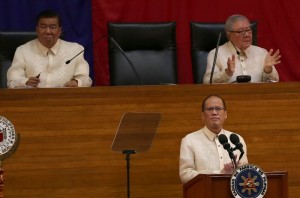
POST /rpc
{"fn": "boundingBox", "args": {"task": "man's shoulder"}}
[17,39,37,49]
[184,128,205,138]
[208,42,231,55]
[60,39,83,48]
[222,129,235,135]
[222,129,245,140]
[249,45,267,53]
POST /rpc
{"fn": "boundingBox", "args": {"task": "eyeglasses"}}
[204,106,225,112]
[229,28,252,36]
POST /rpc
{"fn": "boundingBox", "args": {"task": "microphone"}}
[225,33,251,83]
[65,34,109,65]
[109,37,143,85]
[229,133,244,161]
[210,32,222,84]
[218,134,237,167]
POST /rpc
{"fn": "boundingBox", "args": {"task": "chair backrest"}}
[0,32,37,88]
[190,21,257,84]
[108,22,177,86]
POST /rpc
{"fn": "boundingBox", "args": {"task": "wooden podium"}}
[183,171,288,198]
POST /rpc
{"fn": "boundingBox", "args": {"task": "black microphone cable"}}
[225,32,240,56]
[109,37,143,85]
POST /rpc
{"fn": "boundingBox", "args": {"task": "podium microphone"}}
[109,36,143,85]
[218,134,237,169]
[210,32,222,84]
[65,34,109,65]
[230,133,244,161]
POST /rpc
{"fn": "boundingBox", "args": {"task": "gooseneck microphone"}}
[65,34,109,65]
[66,50,83,64]
[210,32,222,84]
[218,134,237,169]
[109,37,143,85]
[230,133,244,161]
[225,33,251,83]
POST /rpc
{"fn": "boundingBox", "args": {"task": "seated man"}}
[203,14,281,84]
[7,9,92,88]
[179,94,248,184]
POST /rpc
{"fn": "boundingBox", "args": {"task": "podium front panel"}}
[183,172,288,198]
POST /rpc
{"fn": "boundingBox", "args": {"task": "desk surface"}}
[1,82,300,198]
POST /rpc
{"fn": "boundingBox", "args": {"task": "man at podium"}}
[179,95,248,184]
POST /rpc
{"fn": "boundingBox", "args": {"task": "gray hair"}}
[225,14,249,31]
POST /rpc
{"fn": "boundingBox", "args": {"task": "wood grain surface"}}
[0,82,299,197]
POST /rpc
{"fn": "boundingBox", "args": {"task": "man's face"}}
[227,19,252,51]
[36,17,61,48]
[202,96,227,134]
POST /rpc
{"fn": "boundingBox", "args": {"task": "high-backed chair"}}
[190,22,257,84]
[108,22,177,86]
[0,32,37,88]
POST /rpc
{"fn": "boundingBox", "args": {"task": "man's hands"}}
[264,49,281,74]
[65,78,78,87]
[226,54,235,76]
[221,162,236,174]
[221,155,241,174]
[26,76,78,88]
[26,74,40,88]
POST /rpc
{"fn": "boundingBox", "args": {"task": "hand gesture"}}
[264,49,281,73]
[226,54,235,76]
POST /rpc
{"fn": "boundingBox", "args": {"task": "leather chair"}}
[0,32,37,88]
[108,22,177,86]
[190,22,257,84]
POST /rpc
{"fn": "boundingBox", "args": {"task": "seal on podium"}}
[0,116,20,161]
[231,164,268,198]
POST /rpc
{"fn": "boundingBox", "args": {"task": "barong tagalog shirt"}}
[203,42,279,84]
[7,39,92,88]
[179,126,248,184]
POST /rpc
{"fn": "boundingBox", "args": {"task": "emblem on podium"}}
[231,164,268,198]
[0,116,20,161]
[0,116,21,197]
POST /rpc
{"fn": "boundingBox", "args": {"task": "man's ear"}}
[225,31,231,41]
[224,110,228,120]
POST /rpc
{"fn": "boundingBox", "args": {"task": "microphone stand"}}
[231,153,237,170]
[225,147,237,169]
[122,150,136,198]
[210,32,222,84]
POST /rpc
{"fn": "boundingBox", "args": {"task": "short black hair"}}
[201,94,226,112]
[36,9,62,27]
